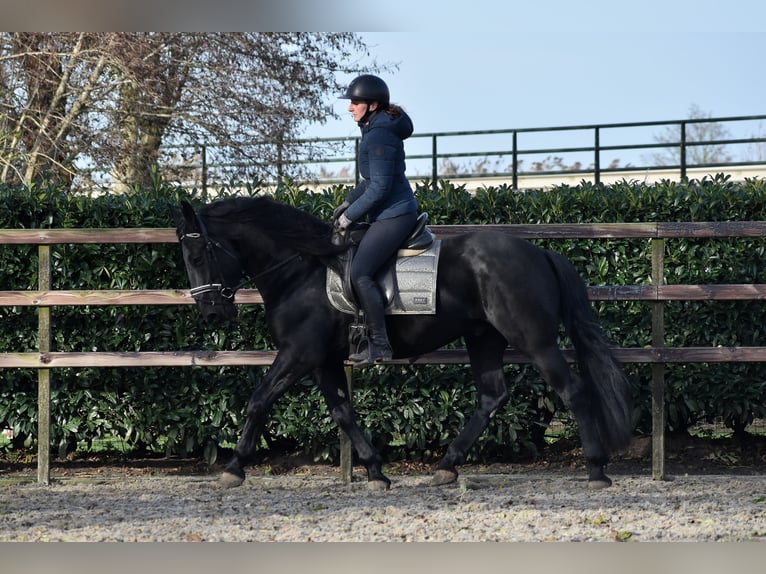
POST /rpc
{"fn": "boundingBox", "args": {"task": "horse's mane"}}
[201,196,344,257]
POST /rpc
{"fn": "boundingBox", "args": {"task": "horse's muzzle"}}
[196,298,238,324]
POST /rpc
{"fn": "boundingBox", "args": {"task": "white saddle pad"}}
[325,240,441,315]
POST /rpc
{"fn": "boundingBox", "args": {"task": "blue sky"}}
[306,6,765,136]
[299,1,766,171]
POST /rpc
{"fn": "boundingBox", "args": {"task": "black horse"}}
[171,196,633,490]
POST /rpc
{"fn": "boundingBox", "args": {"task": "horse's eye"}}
[192,256,204,266]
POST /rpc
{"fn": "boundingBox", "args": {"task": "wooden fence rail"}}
[2,222,766,484]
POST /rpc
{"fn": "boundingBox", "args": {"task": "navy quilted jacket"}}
[343,109,418,222]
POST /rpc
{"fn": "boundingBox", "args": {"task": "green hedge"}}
[1,174,765,464]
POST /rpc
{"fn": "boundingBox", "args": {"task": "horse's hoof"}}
[431,469,458,486]
[587,478,612,489]
[218,471,245,489]
[368,479,390,491]
[587,464,613,489]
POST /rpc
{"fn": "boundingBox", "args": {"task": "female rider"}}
[334,74,418,365]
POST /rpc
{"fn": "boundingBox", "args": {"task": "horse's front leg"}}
[315,364,390,490]
[219,351,308,488]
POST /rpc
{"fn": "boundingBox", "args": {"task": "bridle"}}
[179,213,240,303]
[180,212,301,304]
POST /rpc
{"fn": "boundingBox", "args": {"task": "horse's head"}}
[170,200,241,324]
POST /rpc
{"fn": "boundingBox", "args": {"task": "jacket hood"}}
[365,109,414,140]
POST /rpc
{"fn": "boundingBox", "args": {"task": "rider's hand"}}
[332,201,350,221]
[336,213,352,230]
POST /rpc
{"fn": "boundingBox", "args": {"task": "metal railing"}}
[158,114,766,193]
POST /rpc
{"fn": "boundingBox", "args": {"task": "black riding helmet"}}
[340,74,390,108]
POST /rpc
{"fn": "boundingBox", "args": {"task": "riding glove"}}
[336,213,352,230]
[333,201,350,221]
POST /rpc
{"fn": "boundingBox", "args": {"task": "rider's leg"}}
[349,212,416,364]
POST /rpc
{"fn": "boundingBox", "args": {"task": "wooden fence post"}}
[37,245,51,485]
[651,238,666,480]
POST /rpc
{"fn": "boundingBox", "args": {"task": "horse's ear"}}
[168,203,183,227]
[169,200,196,228]
[181,200,196,221]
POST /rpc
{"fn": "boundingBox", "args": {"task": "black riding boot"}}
[349,277,393,365]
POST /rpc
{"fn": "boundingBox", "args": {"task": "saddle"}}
[326,212,441,316]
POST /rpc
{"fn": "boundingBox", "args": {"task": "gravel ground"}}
[1,464,765,542]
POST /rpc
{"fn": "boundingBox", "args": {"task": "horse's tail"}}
[545,249,633,453]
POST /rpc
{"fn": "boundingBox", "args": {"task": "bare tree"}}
[0,33,117,185]
[645,104,732,167]
[0,32,372,190]
[744,121,766,162]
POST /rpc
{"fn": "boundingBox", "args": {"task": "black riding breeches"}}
[350,212,418,287]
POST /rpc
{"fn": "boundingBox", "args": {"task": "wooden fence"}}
[2,222,766,484]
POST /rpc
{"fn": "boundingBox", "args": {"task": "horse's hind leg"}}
[433,330,510,486]
[530,346,613,488]
[315,364,390,490]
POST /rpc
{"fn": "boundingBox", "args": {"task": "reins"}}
[248,252,302,282]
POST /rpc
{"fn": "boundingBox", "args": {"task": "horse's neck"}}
[246,248,319,299]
